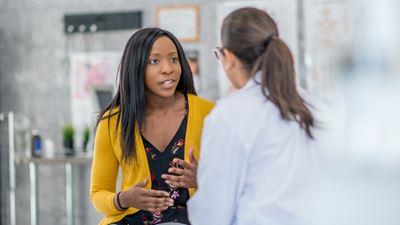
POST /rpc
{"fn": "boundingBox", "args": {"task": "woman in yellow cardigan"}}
[90,28,214,225]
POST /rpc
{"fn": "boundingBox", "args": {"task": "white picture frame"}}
[156,5,200,42]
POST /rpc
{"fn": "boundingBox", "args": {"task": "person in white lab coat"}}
[188,7,325,225]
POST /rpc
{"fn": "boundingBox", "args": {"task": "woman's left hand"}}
[162,147,198,188]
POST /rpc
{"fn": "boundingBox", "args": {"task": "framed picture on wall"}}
[156,5,199,42]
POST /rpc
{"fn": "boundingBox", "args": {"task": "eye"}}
[149,58,159,65]
[170,57,179,63]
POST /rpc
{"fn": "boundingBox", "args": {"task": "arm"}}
[188,115,247,225]
[90,118,174,215]
[89,119,121,216]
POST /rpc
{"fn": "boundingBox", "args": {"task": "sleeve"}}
[188,114,247,225]
[89,119,121,216]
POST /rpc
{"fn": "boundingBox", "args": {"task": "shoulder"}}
[188,94,215,114]
[100,107,119,119]
[210,87,265,120]
[206,86,281,139]
[98,107,120,130]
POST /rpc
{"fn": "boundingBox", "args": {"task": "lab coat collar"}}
[242,71,262,90]
[241,71,271,96]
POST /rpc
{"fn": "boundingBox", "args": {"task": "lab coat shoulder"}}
[209,87,266,126]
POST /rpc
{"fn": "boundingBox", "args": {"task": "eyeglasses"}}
[213,46,225,60]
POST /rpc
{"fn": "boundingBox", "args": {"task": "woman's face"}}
[145,36,181,99]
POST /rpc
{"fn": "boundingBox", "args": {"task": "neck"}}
[145,92,179,114]
[236,69,251,89]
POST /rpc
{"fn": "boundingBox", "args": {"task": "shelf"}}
[3,111,91,225]
[16,155,92,165]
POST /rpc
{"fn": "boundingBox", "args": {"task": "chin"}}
[157,89,177,98]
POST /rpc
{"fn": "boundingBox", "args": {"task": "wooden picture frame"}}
[156,5,200,42]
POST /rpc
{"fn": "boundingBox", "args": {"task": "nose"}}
[161,60,174,75]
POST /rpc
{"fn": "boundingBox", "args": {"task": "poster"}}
[70,52,120,148]
[303,0,353,99]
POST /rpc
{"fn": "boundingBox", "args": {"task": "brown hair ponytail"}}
[222,7,314,138]
[257,37,314,138]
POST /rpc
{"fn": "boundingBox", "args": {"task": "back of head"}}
[221,7,278,71]
[221,7,314,139]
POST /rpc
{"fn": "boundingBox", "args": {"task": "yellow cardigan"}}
[90,94,214,225]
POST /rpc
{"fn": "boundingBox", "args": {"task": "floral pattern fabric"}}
[116,94,190,225]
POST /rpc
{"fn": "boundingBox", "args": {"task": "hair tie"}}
[116,191,128,210]
[262,33,278,49]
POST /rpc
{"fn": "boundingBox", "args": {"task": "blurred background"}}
[1,0,399,225]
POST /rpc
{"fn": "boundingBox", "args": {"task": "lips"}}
[159,79,176,88]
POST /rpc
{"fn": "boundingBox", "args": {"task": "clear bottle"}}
[31,129,42,157]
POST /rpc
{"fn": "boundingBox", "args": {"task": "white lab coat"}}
[188,74,328,225]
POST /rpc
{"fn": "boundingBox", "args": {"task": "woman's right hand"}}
[118,178,174,213]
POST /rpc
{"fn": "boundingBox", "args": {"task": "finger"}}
[153,196,174,205]
[142,199,172,211]
[144,189,170,197]
[188,147,197,164]
[146,207,160,214]
[134,178,148,188]
[146,196,174,207]
[165,179,187,188]
[173,158,192,170]
[167,167,185,175]
[161,174,182,182]
[143,203,171,214]
[147,206,169,214]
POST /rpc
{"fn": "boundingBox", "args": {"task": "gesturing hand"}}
[119,178,174,213]
[161,147,198,188]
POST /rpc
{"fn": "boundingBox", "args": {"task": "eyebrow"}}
[149,51,178,56]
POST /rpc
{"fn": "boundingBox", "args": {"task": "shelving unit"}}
[1,111,92,225]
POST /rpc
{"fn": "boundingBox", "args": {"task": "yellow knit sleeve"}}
[90,117,122,216]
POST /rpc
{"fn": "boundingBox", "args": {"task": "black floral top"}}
[117,94,189,225]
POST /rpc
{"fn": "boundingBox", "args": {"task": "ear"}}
[221,48,237,70]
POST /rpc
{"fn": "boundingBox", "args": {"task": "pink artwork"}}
[70,52,120,144]
[72,58,115,99]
